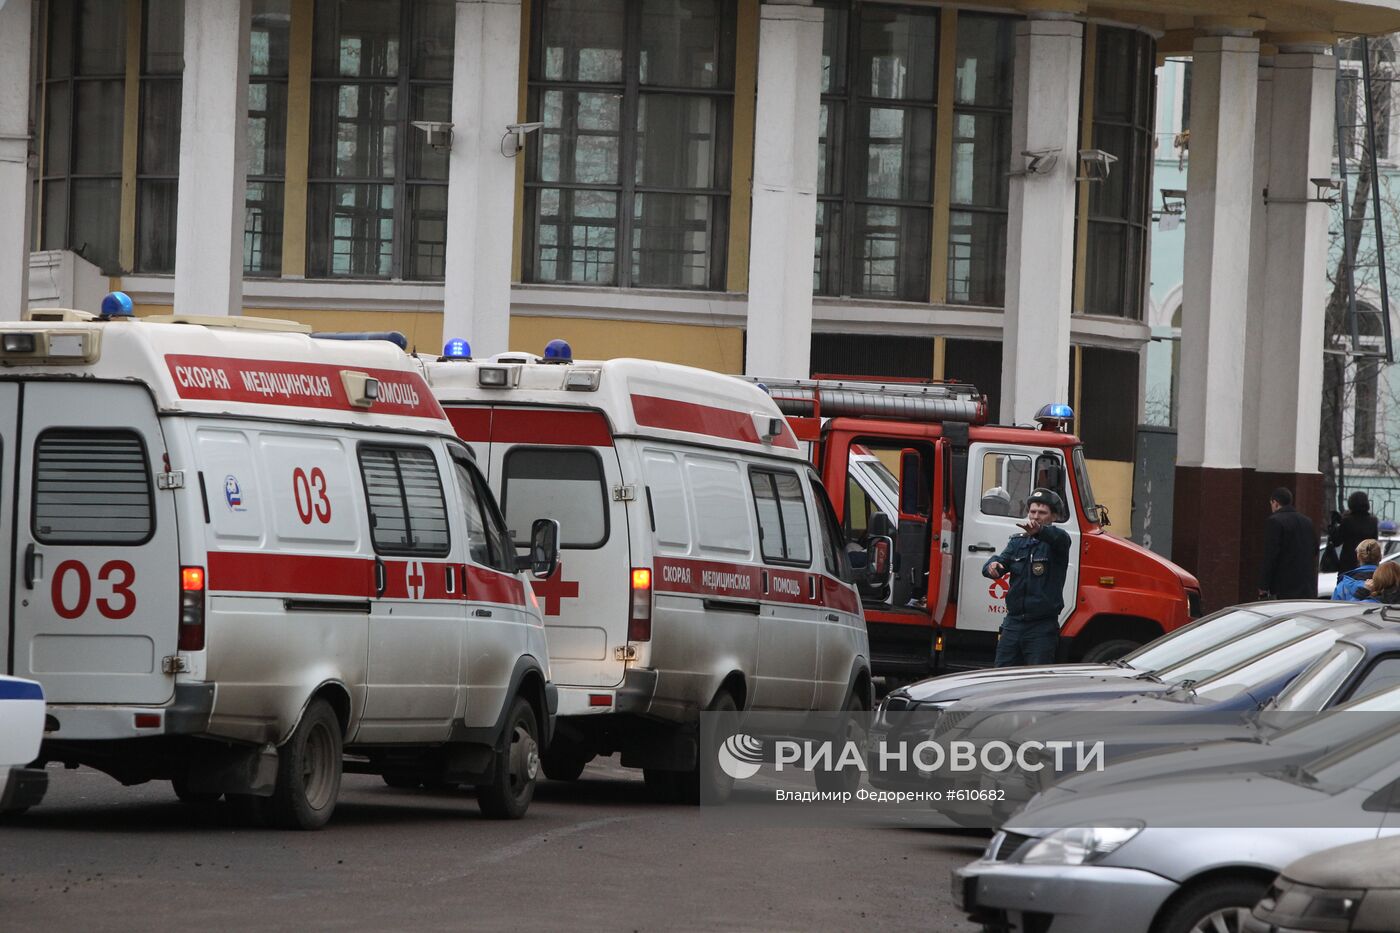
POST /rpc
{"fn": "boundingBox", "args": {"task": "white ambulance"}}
[422,341,874,801]
[1,675,46,814]
[1,305,559,828]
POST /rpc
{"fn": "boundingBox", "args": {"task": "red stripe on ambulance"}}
[630,394,799,449]
[653,556,857,613]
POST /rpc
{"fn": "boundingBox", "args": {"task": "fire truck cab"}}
[756,377,1202,677]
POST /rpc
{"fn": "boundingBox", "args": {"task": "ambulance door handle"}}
[968,543,997,554]
[374,558,386,597]
[24,543,41,589]
[473,609,493,618]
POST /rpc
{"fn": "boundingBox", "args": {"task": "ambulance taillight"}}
[179,566,205,651]
[629,568,652,642]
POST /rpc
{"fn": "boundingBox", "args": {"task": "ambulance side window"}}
[501,447,607,548]
[357,445,450,557]
[750,467,812,567]
[469,465,518,574]
[33,430,154,544]
[810,475,850,581]
[449,457,493,567]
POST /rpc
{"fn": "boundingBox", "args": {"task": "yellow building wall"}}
[1085,458,1134,532]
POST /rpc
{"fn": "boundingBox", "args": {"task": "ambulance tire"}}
[673,689,739,806]
[268,699,343,831]
[171,774,222,805]
[1079,638,1141,663]
[541,744,590,783]
[814,691,868,796]
[476,697,540,820]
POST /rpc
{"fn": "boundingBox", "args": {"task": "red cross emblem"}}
[988,574,1010,600]
[530,565,580,616]
[406,561,425,599]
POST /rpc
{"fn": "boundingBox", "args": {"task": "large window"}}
[135,0,184,274]
[246,0,291,275]
[501,447,608,548]
[1082,27,1154,319]
[523,0,736,290]
[358,445,451,556]
[815,3,936,301]
[947,13,1013,307]
[38,0,128,274]
[308,0,453,279]
[33,431,155,545]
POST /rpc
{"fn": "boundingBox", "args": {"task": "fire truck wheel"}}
[477,696,540,820]
[268,698,343,830]
[1079,638,1141,663]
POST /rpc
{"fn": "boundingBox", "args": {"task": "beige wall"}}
[1085,458,1134,531]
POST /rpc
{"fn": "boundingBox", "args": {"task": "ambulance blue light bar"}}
[1035,403,1074,432]
[311,331,409,350]
[442,337,472,360]
[100,291,134,319]
[542,338,573,363]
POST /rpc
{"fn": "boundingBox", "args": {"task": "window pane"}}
[631,193,721,289]
[1094,28,1135,123]
[140,80,183,176]
[399,448,450,554]
[635,93,727,189]
[73,81,125,175]
[814,199,842,294]
[529,187,618,284]
[409,0,455,80]
[43,83,71,176]
[75,0,126,75]
[948,210,1006,306]
[406,184,447,280]
[537,89,622,185]
[950,112,1010,209]
[954,14,1013,108]
[451,461,493,568]
[638,0,733,90]
[753,472,785,562]
[69,178,121,272]
[774,471,812,564]
[309,182,393,277]
[34,431,153,544]
[136,179,178,273]
[820,4,848,95]
[980,453,1034,518]
[143,0,185,75]
[315,0,400,78]
[503,448,608,547]
[311,82,397,177]
[359,446,450,556]
[817,100,844,197]
[536,0,626,83]
[1089,123,1131,219]
[248,80,289,176]
[251,0,292,77]
[858,7,937,102]
[47,0,74,79]
[856,104,933,202]
[408,84,451,180]
[244,180,285,274]
[851,204,930,300]
[1084,222,1126,317]
[42,181,68,251]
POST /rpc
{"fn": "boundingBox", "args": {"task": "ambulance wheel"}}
[171,774,222,805]
[674,689,739,806]
[268,699,342,830]
[477,697,540,820]
[381,775,421,790]
[541,743,591,782]
[1080,638,1140,663]
[814,691,868,796]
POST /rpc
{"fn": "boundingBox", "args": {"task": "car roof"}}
[1334,625,1400,651]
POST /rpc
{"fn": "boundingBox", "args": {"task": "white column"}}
[173,0,251,317]
[1000,18,1082,424]
[1240,56,1274,469]
[743,1,824,378]
[443,0,521,357]
[1176,35,1259,468]
[1256,50,1336,474]
[0,0,33,318]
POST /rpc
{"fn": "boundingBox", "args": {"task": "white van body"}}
[423,353,871,786]
[0,675,46,813]
[0,316,555,826]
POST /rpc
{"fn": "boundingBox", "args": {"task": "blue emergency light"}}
[543,338,573,363]
[442,337,473,360]
[1034,402,1074,431]
[100,291,134,319]
[310,331,410,350]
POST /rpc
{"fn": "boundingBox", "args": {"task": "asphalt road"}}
[1,758,985,932]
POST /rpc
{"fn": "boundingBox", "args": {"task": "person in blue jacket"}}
[1333,538,1382,600]
[982,488,1073,666]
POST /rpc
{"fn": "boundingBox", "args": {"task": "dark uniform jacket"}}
[1260,506,1319,598]
[982,525,1072,621]
[1331,511,1379,573]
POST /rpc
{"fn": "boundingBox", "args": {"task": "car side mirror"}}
[518,518,559,579]
[869,511,897,540]
[866,535,892,584]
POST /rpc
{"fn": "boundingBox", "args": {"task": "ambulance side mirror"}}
[522,518,560,579]
[866,536,892,584]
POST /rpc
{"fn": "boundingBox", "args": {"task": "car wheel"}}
[267,698,343,831]
[1080,638,1141,663]
[814,690,868,795]
[171,774,222,805]
[1157,878,1269,933]
[476,697,540,820]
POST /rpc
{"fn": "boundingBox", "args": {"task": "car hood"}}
[1278,835,1400,889]
[899,663,1127,704]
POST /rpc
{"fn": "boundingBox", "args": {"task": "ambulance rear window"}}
[32,430,154,544]
[358,445,450,557]
[501,448,607,549]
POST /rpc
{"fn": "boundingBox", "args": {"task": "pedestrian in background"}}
[1258,487,1318,599]
[983,488,1072,667]
[1365,561,1400,603]
[1330,491,1380,574]
[1333,539,1382,600]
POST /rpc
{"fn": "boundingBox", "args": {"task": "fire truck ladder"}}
[747,376,989,425]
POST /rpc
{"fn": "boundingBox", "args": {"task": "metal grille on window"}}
[524,0,735,290]
[33,432,153,544]
[359,446,450,556]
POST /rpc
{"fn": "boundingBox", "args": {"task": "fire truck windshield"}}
[1072,446,1101,524]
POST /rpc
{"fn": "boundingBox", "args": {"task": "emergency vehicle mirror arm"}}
[522,519,560,579]
[865,536,892,584]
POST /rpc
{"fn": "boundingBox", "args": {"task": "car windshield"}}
[1071,447,1099,525]
[858,455,900,501]
[1285,718,1400,791]
[1270,643,1366,713]
[1189,629,1348,702]
[1156,615,1334,685]
[1269,683,1400,744]
[1124,609,1270,671]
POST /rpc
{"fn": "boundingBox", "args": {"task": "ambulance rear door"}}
[9,382,181,704]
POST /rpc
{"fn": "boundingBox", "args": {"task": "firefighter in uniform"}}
[982,488,1072,667]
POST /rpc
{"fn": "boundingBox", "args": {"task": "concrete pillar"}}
[1000,18,1082,424]
[0,0,33,319]
[743,1,823,378]
[1171,34,1260,608]
[1241,57,1274,472]
[173,0,252,317]
[443,0,521,358]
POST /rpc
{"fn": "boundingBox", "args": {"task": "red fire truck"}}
[755,377,1202,676]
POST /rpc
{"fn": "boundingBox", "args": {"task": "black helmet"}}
[1027,487,1065,516]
